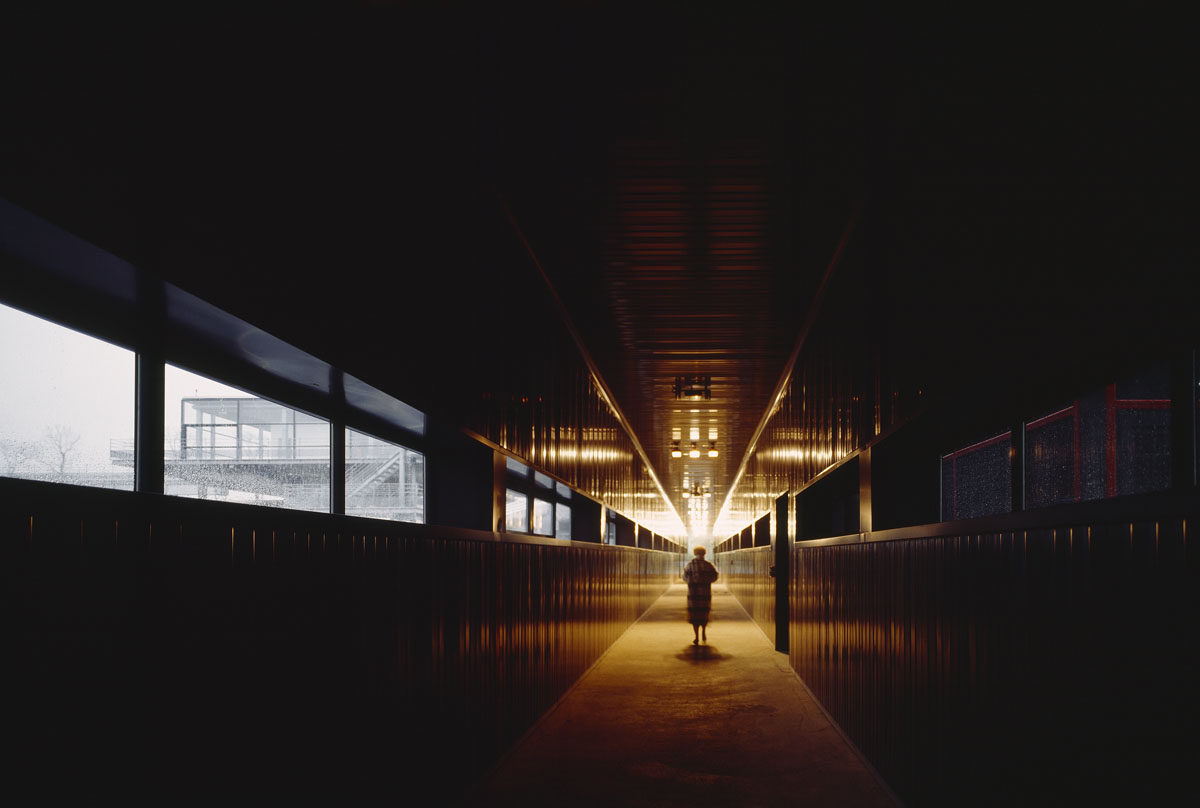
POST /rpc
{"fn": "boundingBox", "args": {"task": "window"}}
[165,364,330,512]
[0,302,134,491]
[506,489,528,532]
[1026,363,1171,507]
[504,456,574,537]
[532,497,554,535]
[943,362,1174,520]
[555,503,572,539]
[941,431,1011,520]
[345,428,425,523]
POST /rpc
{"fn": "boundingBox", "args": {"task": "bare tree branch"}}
[42,424,81,476]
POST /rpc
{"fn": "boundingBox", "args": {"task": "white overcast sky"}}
[1,302,248,469]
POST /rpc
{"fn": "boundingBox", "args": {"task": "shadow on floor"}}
[674,644,727,663]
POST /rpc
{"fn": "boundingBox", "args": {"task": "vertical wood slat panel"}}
[2,477,681,801]
[789,517,1197,807]
[713,546,774,642]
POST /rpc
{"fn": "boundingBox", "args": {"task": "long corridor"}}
[472,583,900,808]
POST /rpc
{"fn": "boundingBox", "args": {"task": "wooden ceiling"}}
[475,7,865,536]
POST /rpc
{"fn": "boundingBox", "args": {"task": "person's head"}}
[693,546,706,557]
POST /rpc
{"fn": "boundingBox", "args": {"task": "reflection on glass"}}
[506,489,528,532]
[506,457,529,476]
[556,481,571,498]
[532,497,553,535]
[0,302,134,490]
[556,504,571,539]
[346,428,425,523]
[1026,363,1171,508]
[941,431,1011,520]
[534,471,553,488]
[165,364,330,512]
[1114,364,1171,497]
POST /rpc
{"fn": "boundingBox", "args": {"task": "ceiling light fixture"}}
[673,375,711,400]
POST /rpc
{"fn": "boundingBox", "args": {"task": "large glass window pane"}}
[1026,402,1086,509]
[165,364,330,512]
[532,497,554,535]
[1113,363,1171,497]
[345,428,425,523]
[506,489,528,532]
[0,302,134,490]
[237,399,293,461]
[555,504,571,539]
[294,422,329,460]
[1026,363,1171,508]
[941,431,1011,520]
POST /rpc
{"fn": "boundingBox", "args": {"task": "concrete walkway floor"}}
[470,583,899,808]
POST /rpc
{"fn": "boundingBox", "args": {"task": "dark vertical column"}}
[773,492,789,652]
[135,353,164,494]
[135,279,165,494]
[492,449,507,533]
[858,447,872,533]
[330,422,346,515]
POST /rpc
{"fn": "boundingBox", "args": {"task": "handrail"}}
[346,448,406,498]
[793,486,1200,548]
[0,474,684,554]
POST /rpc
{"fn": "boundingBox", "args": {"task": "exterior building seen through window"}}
[165,364,331,512]
[504,454,573,538]
[505,489,529,532]
[532,497,554,535]
[346,428,424,523]
[556,501,572,539]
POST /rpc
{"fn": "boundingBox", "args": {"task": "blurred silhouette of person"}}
[682,546,719,644]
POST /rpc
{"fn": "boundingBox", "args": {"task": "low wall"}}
[2,477,679,801]
[790,494,1200,806]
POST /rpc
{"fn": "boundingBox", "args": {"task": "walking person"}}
[682,546,719,644]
